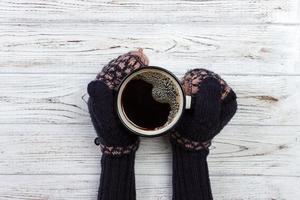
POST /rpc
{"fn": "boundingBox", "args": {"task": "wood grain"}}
[0,175,299,200]
[1,74,300,125]
[0,24,299,74]
[1,0,300,199]
[0,124,299,176]
[0,0,299,24]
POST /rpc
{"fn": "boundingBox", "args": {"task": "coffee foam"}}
[133,71,180,127]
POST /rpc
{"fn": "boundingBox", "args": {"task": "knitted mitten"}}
[88,49,149,200]
[170,69,237,200]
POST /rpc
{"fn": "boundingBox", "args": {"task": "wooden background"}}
[0,0,300,199]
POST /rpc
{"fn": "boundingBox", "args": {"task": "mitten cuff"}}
[172,141,213,200]
[170,131,211,152]
[98,150,137,200]
[95,138,140,157]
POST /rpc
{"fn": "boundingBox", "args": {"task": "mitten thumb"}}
[87,80,114,102]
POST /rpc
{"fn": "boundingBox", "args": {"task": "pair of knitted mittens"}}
[87,49,237,200]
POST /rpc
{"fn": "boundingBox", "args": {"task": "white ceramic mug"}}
[116,66,192,137]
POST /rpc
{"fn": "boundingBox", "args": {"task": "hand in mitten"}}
[87,48,149,200]
[171,69,237,200]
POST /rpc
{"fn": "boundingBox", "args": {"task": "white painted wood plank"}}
[0,0,299,199]
[0,24,299,74]
[0,124,299,176]
[0,175,299,200]
[0,0,299,24]
[1,74,300,125]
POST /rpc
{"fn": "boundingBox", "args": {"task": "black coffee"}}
[121,79,171,130]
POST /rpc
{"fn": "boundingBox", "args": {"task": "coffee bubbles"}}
[133,71,180,126]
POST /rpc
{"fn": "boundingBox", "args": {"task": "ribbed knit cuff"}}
[98,152,136,200]
[172,143,213,200]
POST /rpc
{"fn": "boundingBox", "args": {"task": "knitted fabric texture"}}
[88,78,139,148]
[173,68,237,143]
[170,132,211,151]
[98,152,136,200]
[88,49,149,200]
[171,68,238,200]
[181,68,231,100]
[94,137,140,156]
[89,49,149,148]
[172,144,212,200]
[96,48,149,90]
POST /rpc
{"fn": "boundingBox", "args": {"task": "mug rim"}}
[115,66,186,137]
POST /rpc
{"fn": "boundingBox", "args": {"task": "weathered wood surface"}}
[0,124,299,177]
[0,0,299,24]
[0,175,299,200]
[1,24,299,74]
[0,0,300,199]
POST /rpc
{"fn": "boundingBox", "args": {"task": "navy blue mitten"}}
[88,49,149,200]
[171,69,237,200]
